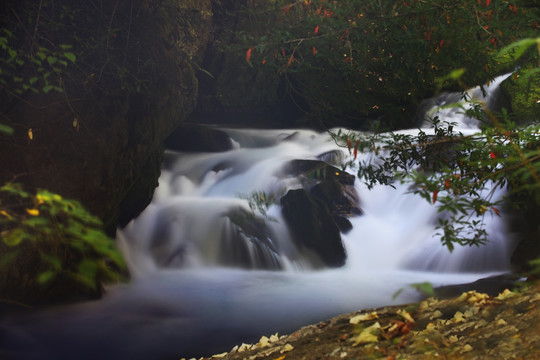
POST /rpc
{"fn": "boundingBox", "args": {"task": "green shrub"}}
[0,183,125,299]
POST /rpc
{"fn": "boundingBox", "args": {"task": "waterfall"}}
[0,79,515,360]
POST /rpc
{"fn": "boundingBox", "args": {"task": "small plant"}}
[0,26,76,96]
[240,191,278,220]
[0,183,125,291]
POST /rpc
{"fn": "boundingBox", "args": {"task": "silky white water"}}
[0,77,515,360]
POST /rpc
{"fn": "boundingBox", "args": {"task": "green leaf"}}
[63,52,76,63]
[77,259,98,289]
[42,85,55,94]
[495,37,539,62]
[0,123,14,135]
[47,56,57,65]
[38,270,56,285]
[3,228,25,246]
[411,282,434,297]
[518,68,540,82]
[59,44,73,50]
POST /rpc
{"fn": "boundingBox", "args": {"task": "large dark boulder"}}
[0,0,213,232]
[281,189,346,268]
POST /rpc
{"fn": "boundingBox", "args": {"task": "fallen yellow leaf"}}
[353,322,380,345]
[26,208,39,216]
[350,312,379,324]
[280,344,294,353]
[397,309,415,323]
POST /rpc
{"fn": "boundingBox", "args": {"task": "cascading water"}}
[0,77,516,360]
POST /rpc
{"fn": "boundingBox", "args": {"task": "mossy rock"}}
[500,71,540,123]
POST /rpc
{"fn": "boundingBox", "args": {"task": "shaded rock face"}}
[281,189,347,268]
[165,124,233,152]
[189,0,307,128]
[0,0,213,231]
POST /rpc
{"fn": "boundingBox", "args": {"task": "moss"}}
[500,71,540,123]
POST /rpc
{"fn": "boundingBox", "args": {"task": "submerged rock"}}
[222,208,282,270]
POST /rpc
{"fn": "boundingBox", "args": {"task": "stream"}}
[0,76,515,360]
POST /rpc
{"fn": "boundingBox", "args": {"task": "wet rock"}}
[280,189,346,268]
[310,181,361,217]
[316,150,346,166]
[279,159,355,186]
[333,215,353,233]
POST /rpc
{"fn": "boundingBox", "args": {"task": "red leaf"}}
[246,48,252,63]
[492,207,501,217]
[346,138,351,151]
[353,147,358,159]
[314,25,320,35]
[444,179,451,189]
[486,0,491,6]
[490,151,496,159]
[432,190,439,204]
[262,59,267,64]
[312,46,317,55]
